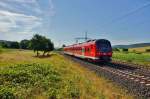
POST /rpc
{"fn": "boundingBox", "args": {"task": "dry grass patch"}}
[129,46,150,52]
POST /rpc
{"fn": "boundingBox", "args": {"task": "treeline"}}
[113,48,128,52]
[113,48,150,53]
[0,34,54,56]
[0,41,20,49]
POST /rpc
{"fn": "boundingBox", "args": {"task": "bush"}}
[0,41,19,49]
[0,46,3,53]
[20,40,30,49]
[122,48,128,52]
[0,88,15,99]
[135,52,142,54]
[0,63,62,98]
[146,49,150,52]
[113,48,120,51]
[10,42,20,49]
[0,42,8,48]
[30,34,54,56]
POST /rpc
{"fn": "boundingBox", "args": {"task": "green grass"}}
[113,51,150,68]
[0,50,133,99]
[0,46,3,53]
[0,48,17,54]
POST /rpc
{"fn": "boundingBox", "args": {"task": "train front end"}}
[95,39,112,62]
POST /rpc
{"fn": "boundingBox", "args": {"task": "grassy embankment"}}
[113,47,150,68]
[0,49,133,99]
[0,46,3,53]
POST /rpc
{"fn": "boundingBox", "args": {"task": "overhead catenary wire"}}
[105,2,150,26]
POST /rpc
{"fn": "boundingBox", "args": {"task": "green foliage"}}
[0,41,19,49]
[146,49,150,52]
[0,46,8,54]
[0,88,15,99]
[0,34,54,52]
[56,48,63,51]
[30,34,54,56]
[20,39,30,49]
[0,63,60,98]
[135,52,142,54]
[0,42,9,48]
[0,51,133,99]
[113,52,150,66]
[113,48,120,51]
[0,46,2,53]
[10,42,20,49]
[0,63,82,98]
[122,48,128,52]
[62,44,66,48]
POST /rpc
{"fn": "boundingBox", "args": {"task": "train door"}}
[82,47,85,58]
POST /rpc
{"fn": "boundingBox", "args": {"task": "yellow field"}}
[129,46,150,52]
[0,49,134,99]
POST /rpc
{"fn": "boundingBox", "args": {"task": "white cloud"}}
[0,10,42,34]
[0,0,42,15]
[0,0,55,41]
[9,0,37,3]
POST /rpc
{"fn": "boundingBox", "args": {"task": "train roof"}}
[64,39,110,48]
[87,39,110,42]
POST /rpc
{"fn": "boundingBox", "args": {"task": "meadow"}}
[129,46,150,52]
[0,49,133,99]
[0,46,3,53]
[112,51,150,68]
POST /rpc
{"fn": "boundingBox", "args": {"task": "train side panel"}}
[63,39,112,62]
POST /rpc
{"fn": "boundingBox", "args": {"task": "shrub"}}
[135,52,142,54]
[122,48,128,52]
[0,42,9,48]
[0,88,15,99]
[113,48,120,51]
[146,49,150,52]
[30,34,54,56]
[10,42,20,49]
[20,39,30,49]
[0,46,3,53]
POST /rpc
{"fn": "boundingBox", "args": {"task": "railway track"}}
[61,53,150,98]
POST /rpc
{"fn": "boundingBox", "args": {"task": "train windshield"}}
[96,40,112,52]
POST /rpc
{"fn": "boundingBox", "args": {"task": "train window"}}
[88,48,90,52]
[86,48,89,52]
[82,48,85,53]
[80,48,82,52]
[85,48,87,52]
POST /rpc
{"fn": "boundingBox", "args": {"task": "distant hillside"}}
[0,40,20,49]
[113,43,150,48]
[0,40,13,47]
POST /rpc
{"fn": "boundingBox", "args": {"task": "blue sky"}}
[0,0,150,47]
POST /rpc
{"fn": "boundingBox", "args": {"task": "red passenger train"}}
[64,39,112,62]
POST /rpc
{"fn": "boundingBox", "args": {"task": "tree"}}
[62,44,66,48]
[0,42,8,48]
[146,49,150,52]
[10,42,20,49]
[20,39,30,49]
[113,48,119,51]
[30,34,54,56]
[122,48,128,52]
[40,38,54,56]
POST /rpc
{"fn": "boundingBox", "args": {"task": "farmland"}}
[0,49,133,99]
[129,46,150,52]
[112,51,150,68]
